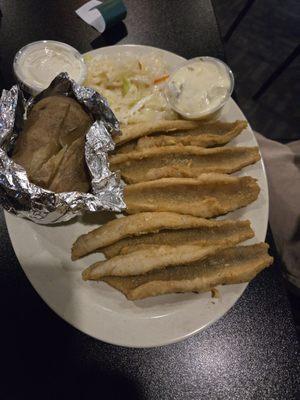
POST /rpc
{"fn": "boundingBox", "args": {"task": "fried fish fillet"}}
[101,243,273,300]
[116,120,202,145]
[73,212,213,260]
[110,146,260,183]
[82,244,227,280]
[124,174,260,217]
[71,211,254,260]
[116,120,247,153]
[102,219,254,258]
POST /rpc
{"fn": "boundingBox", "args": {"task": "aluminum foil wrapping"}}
[0,73,125,224]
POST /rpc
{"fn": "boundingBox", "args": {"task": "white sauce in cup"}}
[166,57,234,120]
[14,41,87,95]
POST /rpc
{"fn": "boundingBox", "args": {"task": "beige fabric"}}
[255,132,300,289]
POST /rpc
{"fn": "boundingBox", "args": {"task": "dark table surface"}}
[0,1,299,399]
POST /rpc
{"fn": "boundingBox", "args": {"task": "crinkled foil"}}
[0,73,125,224]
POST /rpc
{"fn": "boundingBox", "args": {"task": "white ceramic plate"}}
[5,45,269,348]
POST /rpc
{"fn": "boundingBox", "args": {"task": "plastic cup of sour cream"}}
[165,56,234,120]
[13,40,87,96]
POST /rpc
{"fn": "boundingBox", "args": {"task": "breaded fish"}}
[73,212,220,260]
[71,212,254,260]
[116,120,202,145]
[102,219,254,258]
[124,174,260,217]
[116,120,247,153]
[102,243,273,300]
[82,244,227,280]
[110,146,260,183]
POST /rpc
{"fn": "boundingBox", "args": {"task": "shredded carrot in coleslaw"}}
[154,74,169,84]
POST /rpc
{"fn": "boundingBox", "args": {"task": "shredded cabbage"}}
[84,52,178,124]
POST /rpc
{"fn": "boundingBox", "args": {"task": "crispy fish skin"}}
[124,174,260,217]
[72,212,249,260]
[116,120,247,153]
[103,219,254,258]
[102,243,273,300]
[109,146,260,183]
[116,120,202,145]
[82,244,226,280]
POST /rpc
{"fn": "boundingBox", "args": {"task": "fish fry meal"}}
[1,44,273,309]
[67,50,273,301]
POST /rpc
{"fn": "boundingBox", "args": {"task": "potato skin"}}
[13,95,92,193]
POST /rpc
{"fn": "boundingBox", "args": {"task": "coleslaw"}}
[84,52,178,124]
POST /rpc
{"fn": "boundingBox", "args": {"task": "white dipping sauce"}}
[167,58,232,118]
[14,41,86,94]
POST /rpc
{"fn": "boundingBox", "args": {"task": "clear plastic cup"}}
[165,56,234,121]
[13,40,87,96]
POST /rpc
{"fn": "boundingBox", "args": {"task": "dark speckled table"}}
[0,1,299,399]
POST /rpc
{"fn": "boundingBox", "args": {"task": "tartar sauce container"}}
[13,40,87,95]
[165,56,234,120]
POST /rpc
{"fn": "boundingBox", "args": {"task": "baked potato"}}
[13,95,92,193]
